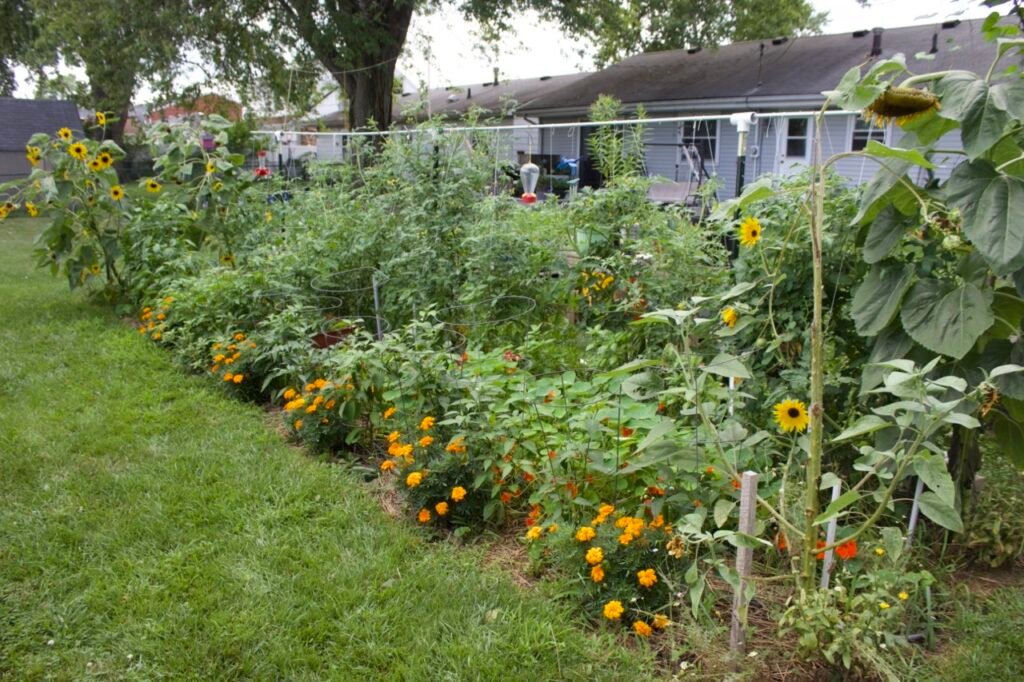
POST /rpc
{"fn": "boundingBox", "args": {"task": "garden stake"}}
[819,481,842,589]
[371,273,384,341]
[730,470,759,656]
[905,476,926,550]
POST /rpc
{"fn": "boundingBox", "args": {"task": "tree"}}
[23,0,191,143]
[0,0,34,95]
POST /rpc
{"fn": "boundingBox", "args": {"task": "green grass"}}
[0,217,654,680]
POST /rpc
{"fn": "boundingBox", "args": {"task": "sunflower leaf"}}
[851,263,915,336]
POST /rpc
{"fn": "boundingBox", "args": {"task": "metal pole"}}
[371,273,384,341]
[819,481,843,589]
[730,471,759,656]
[905,477,926,550]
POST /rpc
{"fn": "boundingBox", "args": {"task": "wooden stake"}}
[730,471,759,656]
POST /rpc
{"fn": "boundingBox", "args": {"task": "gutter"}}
[521,93,832,119]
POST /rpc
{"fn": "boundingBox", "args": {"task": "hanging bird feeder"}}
[520,161,540,204]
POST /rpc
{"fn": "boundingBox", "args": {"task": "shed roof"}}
[395,72,591,121]
[524,18,1000,114]
[0,98,83,151]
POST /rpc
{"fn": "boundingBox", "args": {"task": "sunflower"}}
[773,398,809,433]
[89,263,102,275]
[57,127,72,141]
[109,185,125,201]
[721,307,738,328]
[67,142,88,161]
[212,181,224,192]
[205,161,217,175]
[220,253,235,266]
[738,216,762,247]
[145,179,162,193]
[95,111,106,126]
[862,86,940,126]
[25,146,41,166]
[88,158,104,172]
[25,202,39,217]
[97,151,113,167]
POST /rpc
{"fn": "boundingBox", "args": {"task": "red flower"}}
[254,167,270,177]
[657,402,666,413]
[503,350,521,362]
[776,532,788,551]
[500,491,513,504]
[731,478,741,490]
[565,481,578,497]
[523,472,535,483]
[836,539,858,560]
[548,450,557,460]
[816,540,826,561]
[646,486,665,497]
[620,426,634,437]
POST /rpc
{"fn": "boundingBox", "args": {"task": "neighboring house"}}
[0,97,82,184]
[147,94,242,125]
[519,19,1001,200]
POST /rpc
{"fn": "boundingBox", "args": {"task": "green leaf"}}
[900,279,994,359]
[833,415,890,442]
[992,411,1024,468]
[863,205,909,264]
[814,489,862,526]
[713,499,736,528]
[863,140,935,169]
[861,325,915,394]
[633,420,675,455]
[851,263,914,336]
[980,339,1024,400]
[703,353,751,379]
[917,491,964,533]
[853,157,915,225]
[915,454,956,507]
[935,72,1012,159]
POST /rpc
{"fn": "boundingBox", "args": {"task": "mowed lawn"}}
[0,217,654,681]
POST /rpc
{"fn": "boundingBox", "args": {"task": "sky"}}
[11,0,998,103]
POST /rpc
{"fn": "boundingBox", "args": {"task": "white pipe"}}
[819,481,843,589]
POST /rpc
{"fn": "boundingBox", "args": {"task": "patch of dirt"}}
[366,473,404,519]
[951,564,1024,598]
[480,532,536,589]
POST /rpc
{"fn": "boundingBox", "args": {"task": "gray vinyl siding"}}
[642,121,678,180]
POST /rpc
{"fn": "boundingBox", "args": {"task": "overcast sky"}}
[11,0,998,102]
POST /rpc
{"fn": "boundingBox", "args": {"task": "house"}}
[0,97,82,184]
[518,18,1002,200]
[147,94,242,125]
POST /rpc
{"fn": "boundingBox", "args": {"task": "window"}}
[785,117,810,158]
[680,120,718,163]
[851,118,886,151]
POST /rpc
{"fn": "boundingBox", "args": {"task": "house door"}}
[775,117,812,176]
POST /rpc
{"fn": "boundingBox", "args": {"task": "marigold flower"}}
[283,388,297,400]
[152,331,162,340]
[879,601,891,610]
[773,398,810,433]
[233,374,244,384]
[325,399,336,410]
[585,547,604,565]
[406,471,423,488]
[637,569,658,588]
[435,501,449,516]
[721,307,739,328]
[816,540,826,561]
[445,436,467,454]
[305,404,318,414]
[632,620,652,637]
[547,524,558,534]
[313,378,326,389]
[294,419,303,430]
[380,460,395,472]
[285,398,306,412]
[419,416,435,431]
[874,547,886,557]
[590,564,605,582]
[652,614,670,629]
[575,526,597,542]
[418,508,431,524]
[223,373,234,382]
[836,539,858,560]
[738,216,762,247]
[898,591,909,601]
[451,486,467,502]
[383,406,396,419]
[603,600,624,620]
[418,435,434,448]
[526,526,543,541]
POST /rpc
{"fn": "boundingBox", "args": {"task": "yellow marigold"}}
[618,532,634,546]
[738,216,762,247]
[156,313,166,321]
[283,388,297,400]
[211,342,221,350]
[325,399,336,410]
[418,435,434,448]
[383,406,396,419]
[637,569,658,588]
[214,354,226,363]
[305,404,318,414]
[721,307,738,328]
[526,526,543,541]
[603,600,624,621]
[879,601,891,610]
[585,547,604,566]
[406,471,424,488]
[435,501,449,516]
[451,486,467,502]
[575,526,597,542]
[313,377,327,389]
[395,444,414,459]
[284,397,306,412]
[898,591,909,601]
[652,614,670,629]
[445,436,467,454]
[387,431,401,443]
[313,395,324,406]
[650,514,665,529]
[294,419,303,430]
[151,331,162,341]
[632,620,652,637]
[419,416,435,431]
[418,508,431,524]
[304,383,316,393]
[234,332,246,342]
[223,373,234,382]
[233,374,244,384]
[591,564,605,582]
[547,524,558,534]
[594,503,615,525]
[380,460,396,472]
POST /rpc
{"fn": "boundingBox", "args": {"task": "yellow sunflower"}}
[146,179,162,193]
[97,151,113,167]
[109,185,125,201]
[862,86,940,127]
[721,307,738,328]
[220,253,235,266]
[67,142,88,161]
[205,161,217,175]
[57,127,72,141]
[88,158,104,172]
[95,111,106,126]
[25,146,41,166]
[773,398,809,433]
[25,202,39,217]
[738,216,762,247]
[89,263,102,275]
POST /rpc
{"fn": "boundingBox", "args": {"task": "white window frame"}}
[678,119,720,169]
[848,116,889,152]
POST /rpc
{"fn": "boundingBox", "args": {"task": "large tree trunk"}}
[85,59,136,145]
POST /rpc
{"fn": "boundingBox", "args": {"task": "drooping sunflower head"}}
[773,398,810,433]
[109,185,125,201]
[95,111,106,126]
[68,142,88,161]
[57,127,72,141]
[738,216,762,247]
[862,86,940,126]
[721,307,739,328]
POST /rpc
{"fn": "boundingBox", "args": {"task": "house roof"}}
[394,72,592,121]
[0,98,82,151]
[523,18,1001,114]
